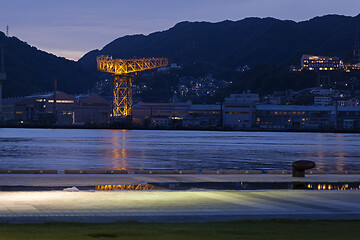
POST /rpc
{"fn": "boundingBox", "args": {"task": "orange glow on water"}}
[314,183,359,190]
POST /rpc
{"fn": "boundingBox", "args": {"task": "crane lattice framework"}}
[97,55,169,117]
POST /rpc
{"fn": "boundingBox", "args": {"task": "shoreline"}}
[2,124,360,133]
[1,173,360,187]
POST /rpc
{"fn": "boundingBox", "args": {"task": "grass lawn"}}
[0,220,359,240]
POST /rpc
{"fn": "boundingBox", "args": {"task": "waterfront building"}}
[132,101,221,129]
[73,94,111,125]
[301,55,341,71]
[256,104,360,130]
[32,92,77,125]
[2,97,40,124]
[132,102,191,128]
[1,98,18,121]
[2,93,64,124]
[2,92,111,126]
[223,93,259,129]
[182,104,221,129]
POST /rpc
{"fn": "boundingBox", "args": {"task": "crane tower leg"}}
[113,75,132,117]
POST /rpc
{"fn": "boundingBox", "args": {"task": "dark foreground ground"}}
[0,220,359,240]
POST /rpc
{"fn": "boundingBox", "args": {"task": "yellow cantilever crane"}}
[97,55,169,117]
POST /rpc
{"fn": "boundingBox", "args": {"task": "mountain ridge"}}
[79,14,360,71]
[0,31,99,98]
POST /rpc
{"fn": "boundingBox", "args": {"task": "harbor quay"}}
[1,172,360,186]
[0,173,360,223]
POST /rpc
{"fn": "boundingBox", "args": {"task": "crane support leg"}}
[113,75,132,117]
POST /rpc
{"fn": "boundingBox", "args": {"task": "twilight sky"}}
[1,0,359,60]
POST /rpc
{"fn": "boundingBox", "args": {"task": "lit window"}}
[48,100,74,103]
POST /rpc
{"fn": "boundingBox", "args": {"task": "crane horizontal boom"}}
[97,55,169,75]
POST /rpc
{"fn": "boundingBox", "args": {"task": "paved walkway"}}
[0,190,359,223]
[1,174,360,186]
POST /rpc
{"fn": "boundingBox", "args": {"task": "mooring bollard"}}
[292,160,316,177]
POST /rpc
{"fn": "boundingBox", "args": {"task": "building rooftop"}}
[189,104,221,111]
[302,54,339,60]
[257,104,360,111]
[28,91,62,99]
[2,97,26,105]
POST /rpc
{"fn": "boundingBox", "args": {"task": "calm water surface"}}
[0,128,359,171]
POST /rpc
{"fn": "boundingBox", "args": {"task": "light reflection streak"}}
[108,130,129,170]
[306,183,360,190]
[96,184,160,191]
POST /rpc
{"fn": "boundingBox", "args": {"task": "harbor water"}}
[0,128,359,171]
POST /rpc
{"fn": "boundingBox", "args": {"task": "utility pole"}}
[220,100,223,128]
[53,78,57,126]
[6,26,9,37]
[0,44,4,73]
[353,17,360,64]
[334,99,338,130]
[0,44,6,117]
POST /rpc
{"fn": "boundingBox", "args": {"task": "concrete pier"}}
[0,173,360,186]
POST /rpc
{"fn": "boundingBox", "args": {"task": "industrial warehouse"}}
[2,92,111,126]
